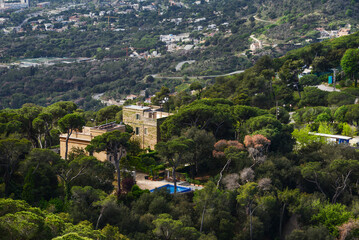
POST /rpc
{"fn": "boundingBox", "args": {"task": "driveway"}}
[317,84,341,92]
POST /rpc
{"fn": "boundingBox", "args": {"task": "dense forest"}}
[0,56,182,110]
[1,29,359,239]
[0,98,359,239]
[1,1,359,239]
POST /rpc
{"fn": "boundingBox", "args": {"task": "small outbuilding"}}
[308,132,352,144]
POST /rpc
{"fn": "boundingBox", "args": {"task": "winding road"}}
[253,16,276,24]
[152,69,245,79]
[175,60,196,71]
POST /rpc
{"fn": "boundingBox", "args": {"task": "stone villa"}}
[59,122,126,161]
[59,105,172,161]
[122,105,172,149]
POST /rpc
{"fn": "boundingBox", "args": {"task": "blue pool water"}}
[150,184,192,194]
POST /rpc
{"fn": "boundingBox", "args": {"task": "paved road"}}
[18,16,32,28]
[175,60,196,71]
[254,16,276,23]
[250,35,260,43]
[317,84,341,92]
[92,93,104,100]
[152,69,245,79]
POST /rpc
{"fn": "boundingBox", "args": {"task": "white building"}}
[250,41,263,52]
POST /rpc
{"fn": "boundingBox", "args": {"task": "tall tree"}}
[301,159,359,203]
[96,105,122,124]
[36,112,53,148]
[20,148,61,204]
[18,104,43,148]
[213,139,244,187]
[193,181,221,233]
[0,138,31,196]
[45,101,77,122]
[57,156,109,202]
[87,131,131,197]
[182,127,215,176]
[278,59,303,97]
[155,136,194,194]
[277,188,300,237]
[32,118,46,149]
[243,134,271,168]
[341,48,359,88]
[58,113,85,161]
[237,182,272,240]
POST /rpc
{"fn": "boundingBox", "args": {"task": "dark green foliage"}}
[343,88,359,96]
[294,107,331,124]
[20,150,60,205]
[0,138,32,197]
[70,156,115,194]
[287,226,334,240]
[299,87,328,107]
[87,130,131,196]
[341,48,359,87]
[70,186,107,224]
[327,92,356,106]
[269,106,290,124]
[160,99,235,140]
[246,115,281,133]
[300,74,321,87]
[95,105,122,124]
[334,104,359,125]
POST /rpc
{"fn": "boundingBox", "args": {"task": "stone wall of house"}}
[59,137,108,161]
[59,125,125,161]
[123,106,165,149]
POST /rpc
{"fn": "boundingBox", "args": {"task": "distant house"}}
[142,5,156,11]
[44,23,54,31]
[207,24,216,30]
[301,66,313,76]
[59,122,126,161]
[69,16,79,22]
[0,18,8,24]
[123,105,172,149]
[126,94,137,100]
[316,28,330,39]
[338,28,350,37]
[250,42,263,52]
[144,97,152,104]
[194,17,206,23]
[316,27,351,39]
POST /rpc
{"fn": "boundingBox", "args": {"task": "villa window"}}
[136,114,140,120]
[136,127,140,135]
[144,128,148,135]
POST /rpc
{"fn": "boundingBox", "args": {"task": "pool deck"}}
[135,172,203,192]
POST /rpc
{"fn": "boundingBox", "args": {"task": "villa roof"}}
[124,105,151,110]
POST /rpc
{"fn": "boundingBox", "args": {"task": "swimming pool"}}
[150,184,192,194]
